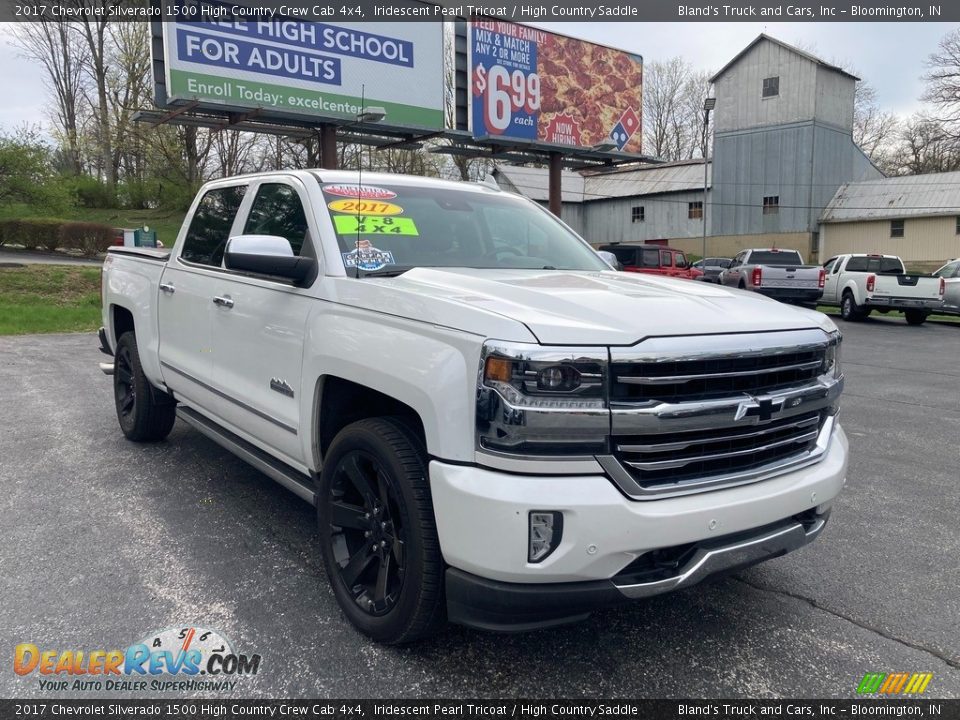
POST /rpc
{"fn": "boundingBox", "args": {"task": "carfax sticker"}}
[341,240,396,272]
[323,184,397,200]
[333,215,419,236]
[327,199,403,216]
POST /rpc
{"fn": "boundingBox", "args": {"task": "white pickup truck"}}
[820,253,945,325]
[719,248,825,306]
[98,171,847,643]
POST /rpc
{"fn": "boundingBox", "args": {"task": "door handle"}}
[159,283,175,294]
[212,295,234,309]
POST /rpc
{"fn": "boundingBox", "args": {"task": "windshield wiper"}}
[358,266,414,278]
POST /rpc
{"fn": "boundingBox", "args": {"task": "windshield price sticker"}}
[333,215,419,236]
[327,199,403,216]
[323,184,397,200]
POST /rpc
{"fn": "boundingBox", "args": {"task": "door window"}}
[243,183,310,256]
[180,186,247,267]
[660,250,672,268]
[641,248,660,268]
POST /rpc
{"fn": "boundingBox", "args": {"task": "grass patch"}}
[817,305,960,324]
[0,204,185,249]
[0,265,101,335]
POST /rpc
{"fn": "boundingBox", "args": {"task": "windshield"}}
[318,182,609,275]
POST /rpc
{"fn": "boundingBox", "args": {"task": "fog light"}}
[528,511,563,563]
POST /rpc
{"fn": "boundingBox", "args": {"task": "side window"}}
[243,183,309,256]
[823,258,836,274]
[642,247,660,268]
[181,186,247,267]
[675,252,687,268]
[660,250,672,268]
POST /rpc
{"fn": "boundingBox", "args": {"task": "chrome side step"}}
[176,406,316,505]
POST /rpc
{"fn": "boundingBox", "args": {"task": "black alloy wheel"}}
[317,417,445,644]
[112,332,176,442]
[328,450,406,616]
[115,342,137,419]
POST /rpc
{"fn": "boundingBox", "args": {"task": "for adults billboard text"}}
[161,4,445,130]
[469,20,643,153]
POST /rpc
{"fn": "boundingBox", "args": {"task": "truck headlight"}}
[823,333,842,379]
[481,347,605,410]
[476,342,609,456]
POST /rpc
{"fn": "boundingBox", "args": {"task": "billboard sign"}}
[469,21,643,153]
[160,4,445,129]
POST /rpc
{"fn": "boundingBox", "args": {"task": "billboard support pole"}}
[320,124,338,170]
[548,152,562,217]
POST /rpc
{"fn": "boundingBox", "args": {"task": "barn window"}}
[762,76,780,98]
[688,201,703,220]
[762,196,780,215]
[631,206,645,223]
[890,219,905,238]
[955,216,960,234]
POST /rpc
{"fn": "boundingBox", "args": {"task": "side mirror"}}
[596,250,621,270]
[224,235,316,285]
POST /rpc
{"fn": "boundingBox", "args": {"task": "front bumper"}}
[430,422,847,627]
[446,512,828,631]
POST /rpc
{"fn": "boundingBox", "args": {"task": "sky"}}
[0,21,955,134]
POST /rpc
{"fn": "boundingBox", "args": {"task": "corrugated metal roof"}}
[710,34,859,83]
[821,171,960,223]
[494,160,710,203]
[493,165,585,203]
[584,161,710,199]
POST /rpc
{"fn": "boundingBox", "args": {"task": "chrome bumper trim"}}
[599,415,836,500]
[613,517,826,599]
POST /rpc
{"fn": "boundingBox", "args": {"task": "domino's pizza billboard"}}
[469,21,643,153]
[160,2,444,130]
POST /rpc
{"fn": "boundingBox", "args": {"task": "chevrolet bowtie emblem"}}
[735,396,786,422]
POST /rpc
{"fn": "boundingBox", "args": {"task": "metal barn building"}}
[494,34,884,262]
[820,173,960,267]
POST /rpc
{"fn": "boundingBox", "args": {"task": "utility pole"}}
[702,96,716,261]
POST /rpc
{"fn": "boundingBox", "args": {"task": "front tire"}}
[317,418,445,644]
[114,332,176,442]
[905,310,928,325]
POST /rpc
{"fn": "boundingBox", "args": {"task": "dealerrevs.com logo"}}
[14,626,261,692]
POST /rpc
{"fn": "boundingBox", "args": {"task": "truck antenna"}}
[354,84,365,279]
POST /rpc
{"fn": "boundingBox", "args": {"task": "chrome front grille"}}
[599,328,844,500]
[611,347,826,404]
[613,411,825,486]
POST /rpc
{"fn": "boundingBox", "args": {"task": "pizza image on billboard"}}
[469,20,643,153]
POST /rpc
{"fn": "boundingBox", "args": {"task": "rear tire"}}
[904,310,928,326]
[840,292,866,322]
[114,332,176,442]
[317,417,445,644]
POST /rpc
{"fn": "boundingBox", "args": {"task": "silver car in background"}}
[934,259,960,314]
[694,257,732,283]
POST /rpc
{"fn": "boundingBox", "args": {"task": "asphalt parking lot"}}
[1,317,958,699]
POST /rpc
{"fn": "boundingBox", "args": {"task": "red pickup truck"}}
[599,244,703,280]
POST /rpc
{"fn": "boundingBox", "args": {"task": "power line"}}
[498,178,960,213]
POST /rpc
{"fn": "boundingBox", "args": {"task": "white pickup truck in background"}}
[820,253,945,325]
[719,248,825,306]
[98,170,847,643]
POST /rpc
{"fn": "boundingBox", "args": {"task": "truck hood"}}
[344,268,835,345]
